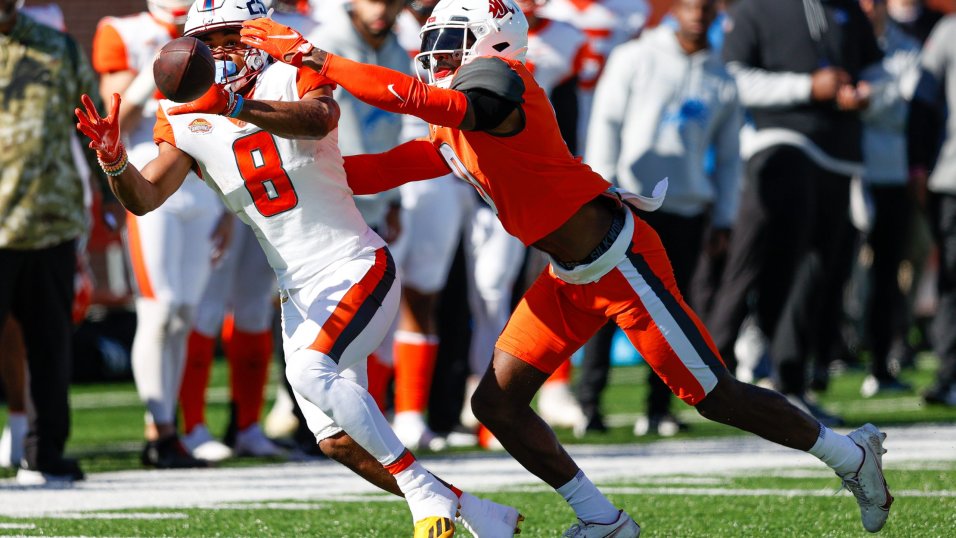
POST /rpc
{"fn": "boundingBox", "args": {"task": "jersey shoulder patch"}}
[451,57,525,103]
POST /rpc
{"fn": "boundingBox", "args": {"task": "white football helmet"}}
[416,0,529,87]
[183,0,272,92]
[147,0,193,25]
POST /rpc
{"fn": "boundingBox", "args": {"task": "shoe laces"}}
[840,473,872,507]
[562,521,585,537]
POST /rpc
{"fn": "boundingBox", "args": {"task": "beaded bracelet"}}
[98,145,129,177]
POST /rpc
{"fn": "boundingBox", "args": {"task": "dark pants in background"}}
[706,146,852,395]
[0,239,76,469]
[929,192,956,394]
[867,185,912,380]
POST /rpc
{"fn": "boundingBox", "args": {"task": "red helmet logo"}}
[488,0,515,19]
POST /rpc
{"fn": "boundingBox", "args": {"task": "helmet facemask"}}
[183,0,272,94]
[414,0,529,87]
[415,20,476,86]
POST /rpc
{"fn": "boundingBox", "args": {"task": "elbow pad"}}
[452,57,525,132]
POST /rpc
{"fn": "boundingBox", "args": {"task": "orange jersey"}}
[426,59,610,245]
[323,53,611,245]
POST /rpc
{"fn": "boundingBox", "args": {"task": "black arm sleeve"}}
[451,57,525,132]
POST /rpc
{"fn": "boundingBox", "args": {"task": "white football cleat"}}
[563,511,640,537]
[457,491,523,537]
[538,382,587,430]
[235,424,285,457]
[393,411,447,452]
[183,424,233,462]
[840,423,893,532]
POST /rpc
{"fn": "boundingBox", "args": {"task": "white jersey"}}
[527,18,588,96]
[92,12,173,162]
[156,62,384,290]
[538,0,648,89]
[538,0,648,148]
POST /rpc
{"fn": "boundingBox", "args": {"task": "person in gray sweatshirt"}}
[912,13,956,408]
[586,0,743,436]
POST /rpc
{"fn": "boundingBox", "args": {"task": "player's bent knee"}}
[284,349,337,408]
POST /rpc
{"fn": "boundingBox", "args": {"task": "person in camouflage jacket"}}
[0,0,114,484]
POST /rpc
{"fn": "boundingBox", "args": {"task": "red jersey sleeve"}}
[343,140,451,195]
[152,106,176,147]
[296,66,336,97]
[92,21,130,74]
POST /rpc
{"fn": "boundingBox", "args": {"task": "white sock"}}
[0,413,27,468]
[393,459,457,523]
[556,469,619,524]
[808,423,864,475]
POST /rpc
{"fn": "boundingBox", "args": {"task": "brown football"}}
[153,37,216,103]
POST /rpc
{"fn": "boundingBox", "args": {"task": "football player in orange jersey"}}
[241,0,894,535]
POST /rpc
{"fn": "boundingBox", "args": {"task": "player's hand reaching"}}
[168,83,243,117]
[75,93,123,163]
[239,18,314,67]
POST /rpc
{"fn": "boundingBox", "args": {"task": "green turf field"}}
[0,355,954,537]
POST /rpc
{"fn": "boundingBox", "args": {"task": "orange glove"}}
[240,18,314,67]
[75,93,123,163]
[168,83,243,117]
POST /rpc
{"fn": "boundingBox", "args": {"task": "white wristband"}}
[124,66,158,107]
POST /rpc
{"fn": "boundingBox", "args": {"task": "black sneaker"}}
[785,393,845,428]
[17,457,85,485]
[923,384,956,407]
[141,435,209,469]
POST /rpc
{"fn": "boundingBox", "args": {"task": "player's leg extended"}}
[281,248,457,529]
[473,273,631,532]
[616,212,892,532]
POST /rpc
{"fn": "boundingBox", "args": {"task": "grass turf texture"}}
[0,355,954,536]
[1,465,954,536]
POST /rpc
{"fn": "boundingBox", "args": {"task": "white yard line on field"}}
[0,424,952,518]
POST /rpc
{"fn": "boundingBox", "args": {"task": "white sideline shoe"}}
[457,491,523,537]
[235,424,284,457]
[183,424,233,462]
[264,385,299,438]
[563,511,640,537]
[840,423,893,532]
[393,412,447,451]
[538,382,587,430]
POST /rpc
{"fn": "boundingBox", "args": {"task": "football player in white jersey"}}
[77,1,521,536]
[178,0,327,462]
[92,0,230,469]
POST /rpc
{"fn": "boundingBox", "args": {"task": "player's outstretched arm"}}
[76,93,194,215]
[240,18,470,129]
[343,140,452,195]
[168,84,338,140]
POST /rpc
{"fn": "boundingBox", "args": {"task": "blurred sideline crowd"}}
[1,0,956,483]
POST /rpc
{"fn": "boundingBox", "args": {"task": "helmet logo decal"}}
[488,0,515,19]
[246,0,268,15]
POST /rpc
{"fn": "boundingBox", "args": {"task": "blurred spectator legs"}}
[0,315,28,469]
[924,193,956,406]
